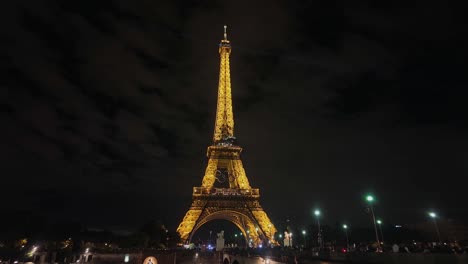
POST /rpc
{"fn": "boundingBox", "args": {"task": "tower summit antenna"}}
[224,25,227,40]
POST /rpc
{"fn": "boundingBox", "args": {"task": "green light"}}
[279,234,282,238]
[377,220,382,225]
[239,233,242,236]
[343,224,348,229]
[302,230,306,235]
[366,195,374,202]
[429,212,437,218]
[314,209,321,216]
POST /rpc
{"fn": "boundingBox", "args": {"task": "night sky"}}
[1,1,467,235]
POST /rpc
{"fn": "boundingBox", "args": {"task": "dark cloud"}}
[1,0,467,235]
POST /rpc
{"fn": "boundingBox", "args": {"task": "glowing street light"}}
[365,194,380,251]
[376,219,385,244]
[428,211,441,243]
[314,209,322,248]
[342,225,349,250]
[302,230,307,248]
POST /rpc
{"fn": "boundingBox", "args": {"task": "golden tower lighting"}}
[176,26,277,246]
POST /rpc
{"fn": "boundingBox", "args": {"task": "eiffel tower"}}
[177,26,277,246]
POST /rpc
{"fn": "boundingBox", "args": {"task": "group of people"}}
[344,241,468,254]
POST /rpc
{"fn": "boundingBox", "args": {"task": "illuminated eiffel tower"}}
[177,26,277,246]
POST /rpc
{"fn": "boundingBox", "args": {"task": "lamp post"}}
[289,232,292,247]
[314,209,322,248]
[302,230,306,248]
[428,212,441,243]
[376,220,384,245]
[343,224,349,250]
[365,195,381,251]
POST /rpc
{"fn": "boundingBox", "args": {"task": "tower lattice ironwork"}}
[177,26,277,246]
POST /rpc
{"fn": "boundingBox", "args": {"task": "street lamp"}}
[314,209,322,248]
[428,212,441,243]
[302,230,306,248]
[365,194,381,251]
[376,219,384,245]
[289,232,293,247]
[343,224,349,250]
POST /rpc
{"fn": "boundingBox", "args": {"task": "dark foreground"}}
[2,249,468,264]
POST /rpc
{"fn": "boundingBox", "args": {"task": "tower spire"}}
[224,24,228,41]
[213,25,233,143]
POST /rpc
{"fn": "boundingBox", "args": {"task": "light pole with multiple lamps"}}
[314,209,322,248]
[342,224,349,250]
[428,212,442,243]
[365,195,381,251]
